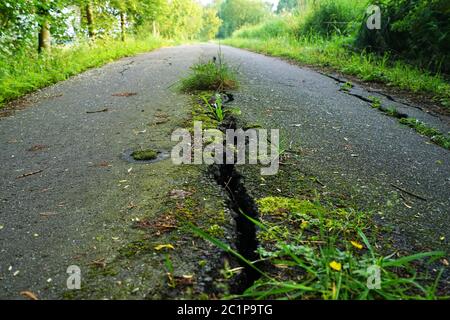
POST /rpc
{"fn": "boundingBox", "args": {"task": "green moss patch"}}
[131,149,158,161]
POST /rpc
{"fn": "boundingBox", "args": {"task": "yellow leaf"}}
[329,261,342,272]
[350,240,363,250]
[20,291,39,300]
[154,244,175,251]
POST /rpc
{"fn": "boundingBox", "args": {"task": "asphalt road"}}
[0,44,448,299]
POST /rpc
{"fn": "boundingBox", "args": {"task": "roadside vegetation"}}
[221,0,450,109]
[0,0,223,107]
[179,57,239,93]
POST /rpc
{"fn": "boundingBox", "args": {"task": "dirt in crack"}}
[210,116,261,294]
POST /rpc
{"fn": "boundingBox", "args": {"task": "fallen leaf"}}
[329,261,342,272]
[154,244,175,251]
[20,291,38,300]
[0,225,4,230]
[350,241,363,250]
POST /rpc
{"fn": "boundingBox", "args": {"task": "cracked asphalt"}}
[0,44,448,299]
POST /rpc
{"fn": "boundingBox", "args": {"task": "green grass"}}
[399,118,450,150]
[0,36,168,107]
[222,36,450,109]
[190,197,447,300]
[179,55,238,93]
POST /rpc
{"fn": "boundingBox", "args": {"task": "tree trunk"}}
[120,12,126,41]
[152,21,159,37]
[85,1,95,39]
[38,19,51,53]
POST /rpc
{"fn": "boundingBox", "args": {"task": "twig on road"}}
[86,108,108,114]
[16,169,43,179]
[391,183,427,201]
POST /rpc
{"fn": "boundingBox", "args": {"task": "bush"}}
[356,0,450,74]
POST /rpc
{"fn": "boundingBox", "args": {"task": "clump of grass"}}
[179,56,238,92]
[399,118,450,150]
[131,149,158,161]
[190,196,446,300]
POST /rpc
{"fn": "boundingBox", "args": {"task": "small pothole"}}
[122,148,169,164]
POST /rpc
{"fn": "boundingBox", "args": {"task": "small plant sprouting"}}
[400,118,450,150]
[340,81,353,92]
[201,93,225,122]
[164,254,176,288]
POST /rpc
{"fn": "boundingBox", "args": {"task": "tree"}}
[200,8,222,40]
[36,0,52,52]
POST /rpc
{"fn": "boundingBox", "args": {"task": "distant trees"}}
[0,0,222,55]
[217,0,271,38]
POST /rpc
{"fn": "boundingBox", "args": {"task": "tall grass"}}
[179,55,238,92]
[190,204,446,300]
[0,36,168,107]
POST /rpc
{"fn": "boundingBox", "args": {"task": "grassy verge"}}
[0,36,169,107]
[222,36,450,109]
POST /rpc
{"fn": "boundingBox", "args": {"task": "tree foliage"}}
[0,0,223,54]
[217,0,271,38]
[356,0,450,73]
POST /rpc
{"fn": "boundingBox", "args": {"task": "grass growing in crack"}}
[179,55,238,92]
[367,96,449,150]
[340,82,353,92]
[223,36,450,109]
[201,93,225,122]
[400,118,450,150]
[190,197,446,300]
